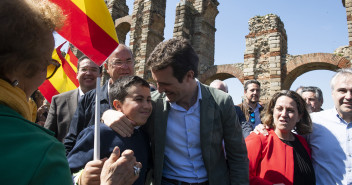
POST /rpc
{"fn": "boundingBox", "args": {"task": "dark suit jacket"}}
[145,83,249,185]
[64,83,110,154]
[45,88,79,142]
[67,124,150,185]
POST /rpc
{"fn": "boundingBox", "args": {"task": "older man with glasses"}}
[64,44,135,154]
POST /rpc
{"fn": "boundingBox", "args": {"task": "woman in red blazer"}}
[245,90,315,185]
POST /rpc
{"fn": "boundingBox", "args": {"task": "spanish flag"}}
[50,0,119,66]
[39,42,79,103]
[65,46,78,73]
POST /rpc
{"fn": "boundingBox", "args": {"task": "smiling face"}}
[77,59,100,93]
[113,84,152,126]
[332,74,352,122]
[273,96,302,134]
[152,66,194,105]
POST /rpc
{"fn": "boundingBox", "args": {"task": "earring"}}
[11,80,19,87]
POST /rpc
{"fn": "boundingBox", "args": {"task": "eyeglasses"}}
[249,111,255,124]
[79,67,99,74]
[46,59,61,79]
[109,59,133,67]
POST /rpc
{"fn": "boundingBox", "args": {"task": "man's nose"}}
[305,99,310,104]
[346,91,352,100]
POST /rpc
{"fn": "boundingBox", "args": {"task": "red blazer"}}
[245,129,311,185]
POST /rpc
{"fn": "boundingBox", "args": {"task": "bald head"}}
[105,44,134,83]
[210,79,228,93]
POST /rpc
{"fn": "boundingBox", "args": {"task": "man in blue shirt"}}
[306,68,352,185]
[102,38,249,185]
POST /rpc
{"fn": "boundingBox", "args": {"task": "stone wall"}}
[244,14,287,102]
[173,0,219,75]
[129,0,166,81]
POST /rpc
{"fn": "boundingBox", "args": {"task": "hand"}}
[252,123,269,136]
[36,104,49,122]
[100,147,141,185]
[36,121,45,127]
[102,110,134,137]
[79,158,107,185]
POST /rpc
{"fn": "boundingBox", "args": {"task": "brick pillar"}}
[344,0,352,65]
[244,14,287,102]
[345,0,352,46]
[105,0,129,21]
[129,0,166,81]
[173,0,219,75]
[105,0,129,44]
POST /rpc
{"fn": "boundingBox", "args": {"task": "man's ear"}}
[185,70,194,81]
[113,100,122,111]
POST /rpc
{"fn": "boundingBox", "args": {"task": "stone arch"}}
[199,64,244,85]
[282,53,351,89]
[115,15,131,44]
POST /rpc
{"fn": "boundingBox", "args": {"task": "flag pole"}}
[94,76,101,160]
[93,46,118,160]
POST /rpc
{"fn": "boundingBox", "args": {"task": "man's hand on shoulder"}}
[101,110,135,137]
[252,123,269,136]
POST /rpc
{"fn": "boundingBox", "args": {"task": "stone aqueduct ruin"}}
[73,0,352,102]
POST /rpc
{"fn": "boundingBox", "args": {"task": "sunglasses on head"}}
[46,59,61,79]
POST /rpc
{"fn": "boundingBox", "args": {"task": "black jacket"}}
[64,82,110,154]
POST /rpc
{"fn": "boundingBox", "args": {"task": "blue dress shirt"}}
[162,80,208,183]
[306,108,352,185]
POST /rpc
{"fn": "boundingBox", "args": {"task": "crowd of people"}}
[1,0,352,185]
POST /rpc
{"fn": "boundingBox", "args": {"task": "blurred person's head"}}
[243,80,261,106]
[301,86,324,112]
[149,83,156,92]
[295,86,305,95]
[262,90,312,135]
[109,76,152,126]
[147,38,199,105]
[76,56,101,93]
[0,0,65,98]
[104,44,134,83]
[330,68,352,122]
[210,79,228,93]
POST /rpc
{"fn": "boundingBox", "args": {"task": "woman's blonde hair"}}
[261,90,312,135]
[0,0,65,78]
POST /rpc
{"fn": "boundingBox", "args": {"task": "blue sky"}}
[144,0,347,109]
[55,0,348,109]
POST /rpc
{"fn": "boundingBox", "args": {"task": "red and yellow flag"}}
[39,42,79,103]
[50,0,119,66]
[65,47,78,73]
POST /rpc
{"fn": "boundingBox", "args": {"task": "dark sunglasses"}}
[46,59,61,79]
[249,111,255,124]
